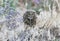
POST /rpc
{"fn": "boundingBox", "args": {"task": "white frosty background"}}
[0,0,60,41]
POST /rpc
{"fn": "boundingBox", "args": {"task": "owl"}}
[23,10,37,27]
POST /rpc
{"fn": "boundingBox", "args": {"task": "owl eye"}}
[23,10,37,27]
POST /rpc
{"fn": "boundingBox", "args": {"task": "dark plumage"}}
[23,11,37,27]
